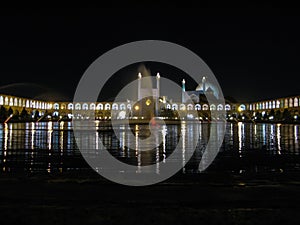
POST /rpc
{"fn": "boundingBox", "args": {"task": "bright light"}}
[134,105,139,110]
[187,114,194,119]
[146,99,151,106]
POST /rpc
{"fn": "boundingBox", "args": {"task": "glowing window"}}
[9,98,13,106]
[225,104,231,111]
[294,98,298,107]
[90,103,96,110]
[112,103,118,110]
[172,104,178,110]
[180,104,186,110]
[120,104,125,110]
[210,104,216,111]
[4,97,8,105]
[289,98,293,107]
[0,96,3,105]
[75,103,81,110]
[202,104,208,110]
[96,103,103,110]
[187,104,193,111]
[217,104,223,111]
[105,103,111,110]
[68,103,73,110]
[82,103,89,110]
[53,103,59,110]
[166,104,171,109]
[195,104,201,110]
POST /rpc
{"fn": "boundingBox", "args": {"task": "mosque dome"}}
[195,80,219,99]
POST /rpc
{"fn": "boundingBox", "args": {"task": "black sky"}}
[0,7,299,102]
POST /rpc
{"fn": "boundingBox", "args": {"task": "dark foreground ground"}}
[0,171,300,225]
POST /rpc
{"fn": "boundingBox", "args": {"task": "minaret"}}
[202,76,206,92]
[138,72,142,101]
[155,73,160,116]
[182,79,186,103]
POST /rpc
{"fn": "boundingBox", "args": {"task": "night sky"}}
[0,7,299,102]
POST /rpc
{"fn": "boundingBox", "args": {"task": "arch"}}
[31,101,36,108]
[68,103,74,110]
[187,104,193,111]
[0,96,3,105]
[127,104,131,110]
[239,104,246,111]
[119,103,126,110]
[284,99,288,107]
[225,104,231,111]
[9,97,13,106]
[4,97,8,105]
[112,103,118,110]
[14,98,18,106]
[82,103,89,110]
[105,103,111,110]
[96,103,103,110]
[26,100,29,108]
[289,98,293,107]
[276,100,280,108]
[61,103,66,110]
[41,102,45,109]
[272,101,276,109]
[202,104,209,110]
[180,104,186,110]
[52,111,59,117]
[210,104,216,111]
[217,104,223,111]
[172,104,178,110]
[90,103,96,110]
[19,98,22,107]
[269,101,272,109]
[166,104,171,109]
[53,103,59,110]
[75,103,81,110]
[195,104,201,110]
[294,97,298,107]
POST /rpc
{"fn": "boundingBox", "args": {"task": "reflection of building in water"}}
[0,72,299,122]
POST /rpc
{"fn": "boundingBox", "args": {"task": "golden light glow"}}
[134,105,139,111]
[146,99,151,106]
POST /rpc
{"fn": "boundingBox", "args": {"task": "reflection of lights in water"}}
[4,123,8,150]
[60,131,64,154]
[262,123,266,145]
[181,122,186,173]
[238,122,243,153]
[60,121,64,130]
[135,125,141,173]
[31,122,35,150]
[9,123,12,149]
[162,125,167,163]
[277,124,281,154]
[47,122,53,150]
[295,126,298,142]
[96,131,99,151]
[156,131,160,174]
